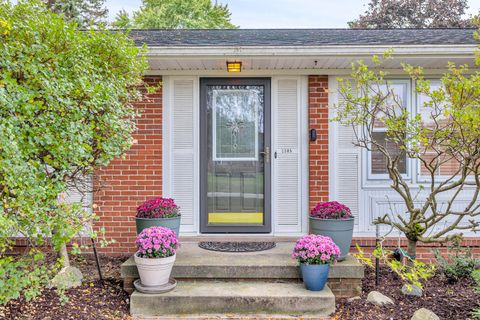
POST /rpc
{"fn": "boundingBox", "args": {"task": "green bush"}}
[472,269,480,319]
[433,246,477,283]
[0,253,61,304]
[0,0,147,304]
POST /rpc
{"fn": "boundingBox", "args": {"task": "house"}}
[81,28,480,259]
[75,28,480,317]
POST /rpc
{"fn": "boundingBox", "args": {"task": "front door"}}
[200,78,271,233]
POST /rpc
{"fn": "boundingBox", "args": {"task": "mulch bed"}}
[0,255,131,320]
[333,266,480,320]
[1,255,478,319]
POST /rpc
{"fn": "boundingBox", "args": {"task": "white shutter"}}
[65,175,92,213]
[336,153,359,225]
[164,77,197,232]
[273,78,303,233]
[334,80,360,225]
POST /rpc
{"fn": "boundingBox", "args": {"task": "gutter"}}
[145,44,478,59]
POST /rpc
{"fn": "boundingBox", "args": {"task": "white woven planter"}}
[134,253,176,287]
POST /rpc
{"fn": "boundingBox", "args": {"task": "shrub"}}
[433,245,477,283]
[310,201,352,219]
[473,269,480,319]
[472,269,480,289]
[354,244,435,290]
[0,253,60,304]
[0,0,147,304]
[473,309,480,320]
[136,197,180,219]
[136,226,179,258]
[292,235,340,265]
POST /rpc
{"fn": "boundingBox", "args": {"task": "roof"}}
[129,28,478,47]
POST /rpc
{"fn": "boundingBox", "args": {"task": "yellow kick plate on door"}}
[208,212,263,224]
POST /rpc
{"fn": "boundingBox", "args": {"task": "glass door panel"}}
[200,79,271,233]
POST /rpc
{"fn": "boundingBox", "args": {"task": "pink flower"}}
[291,234,340,265]
[136,226,180,258]
[136,197,181,219]
[309,201,352,220]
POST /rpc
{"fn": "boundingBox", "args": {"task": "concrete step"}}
[130,314,330,319]
[130,280,335,317]
[121,242,363,280]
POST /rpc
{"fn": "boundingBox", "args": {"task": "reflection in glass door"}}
[200,78,271,233]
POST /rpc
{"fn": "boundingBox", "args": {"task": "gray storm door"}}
[200,78,271,233]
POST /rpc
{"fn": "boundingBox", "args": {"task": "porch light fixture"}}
[226,61,242,72]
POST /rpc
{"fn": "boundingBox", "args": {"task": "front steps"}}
[130,280,335,316]
[122,242,364,317]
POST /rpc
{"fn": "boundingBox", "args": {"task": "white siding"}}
[65,176,93,212]
[330,77,478,236]
[65,176,93,236]
[330,78,360,227]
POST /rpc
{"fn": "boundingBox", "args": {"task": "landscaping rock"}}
[347,296,361,303]
[51,266,83,289]
[401,284,423,297]
[366,291,394,306]
[411,308,440,320]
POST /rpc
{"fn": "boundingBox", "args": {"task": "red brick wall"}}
[93,76,162,255]
[351,237,480,262]
[308,75,330,209]
[10,74,480,261]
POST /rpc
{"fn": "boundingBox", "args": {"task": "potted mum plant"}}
[136,197,181,235]
[292,234,340,291]
[135,226,179,287]
[309,201,354,260]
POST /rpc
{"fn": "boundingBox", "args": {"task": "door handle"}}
[260,147,270,163]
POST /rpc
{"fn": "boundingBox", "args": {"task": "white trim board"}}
[147,45,476,58]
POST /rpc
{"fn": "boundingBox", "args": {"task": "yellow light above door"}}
[226,61,242,72]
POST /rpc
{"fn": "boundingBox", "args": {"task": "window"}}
[363,79,464,183]
[416,80,460,179]
[368,81,409,179]
[371,132,407,174]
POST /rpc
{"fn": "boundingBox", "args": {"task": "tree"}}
[335,46,480,258]
[114,0,237,29]
[112,9,134,29]
[0,0,147,302]
[349,0,474,28]
[45,0,108,27]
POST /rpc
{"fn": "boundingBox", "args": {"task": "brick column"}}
[93,76,163,255]
[308,76,329,210]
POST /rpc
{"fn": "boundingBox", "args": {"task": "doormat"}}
[198,241,276,252]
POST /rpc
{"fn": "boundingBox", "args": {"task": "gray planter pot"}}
[135,216,181,236]
[309,217,354,261]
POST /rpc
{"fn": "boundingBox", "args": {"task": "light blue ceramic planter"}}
[300,263,330,291]
[135,216,181,236]
[309,217,354,261]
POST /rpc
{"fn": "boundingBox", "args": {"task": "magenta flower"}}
[309,201,352,220]
[136,226,180,258]
[292,234,340,265]
[136,197,180,219]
